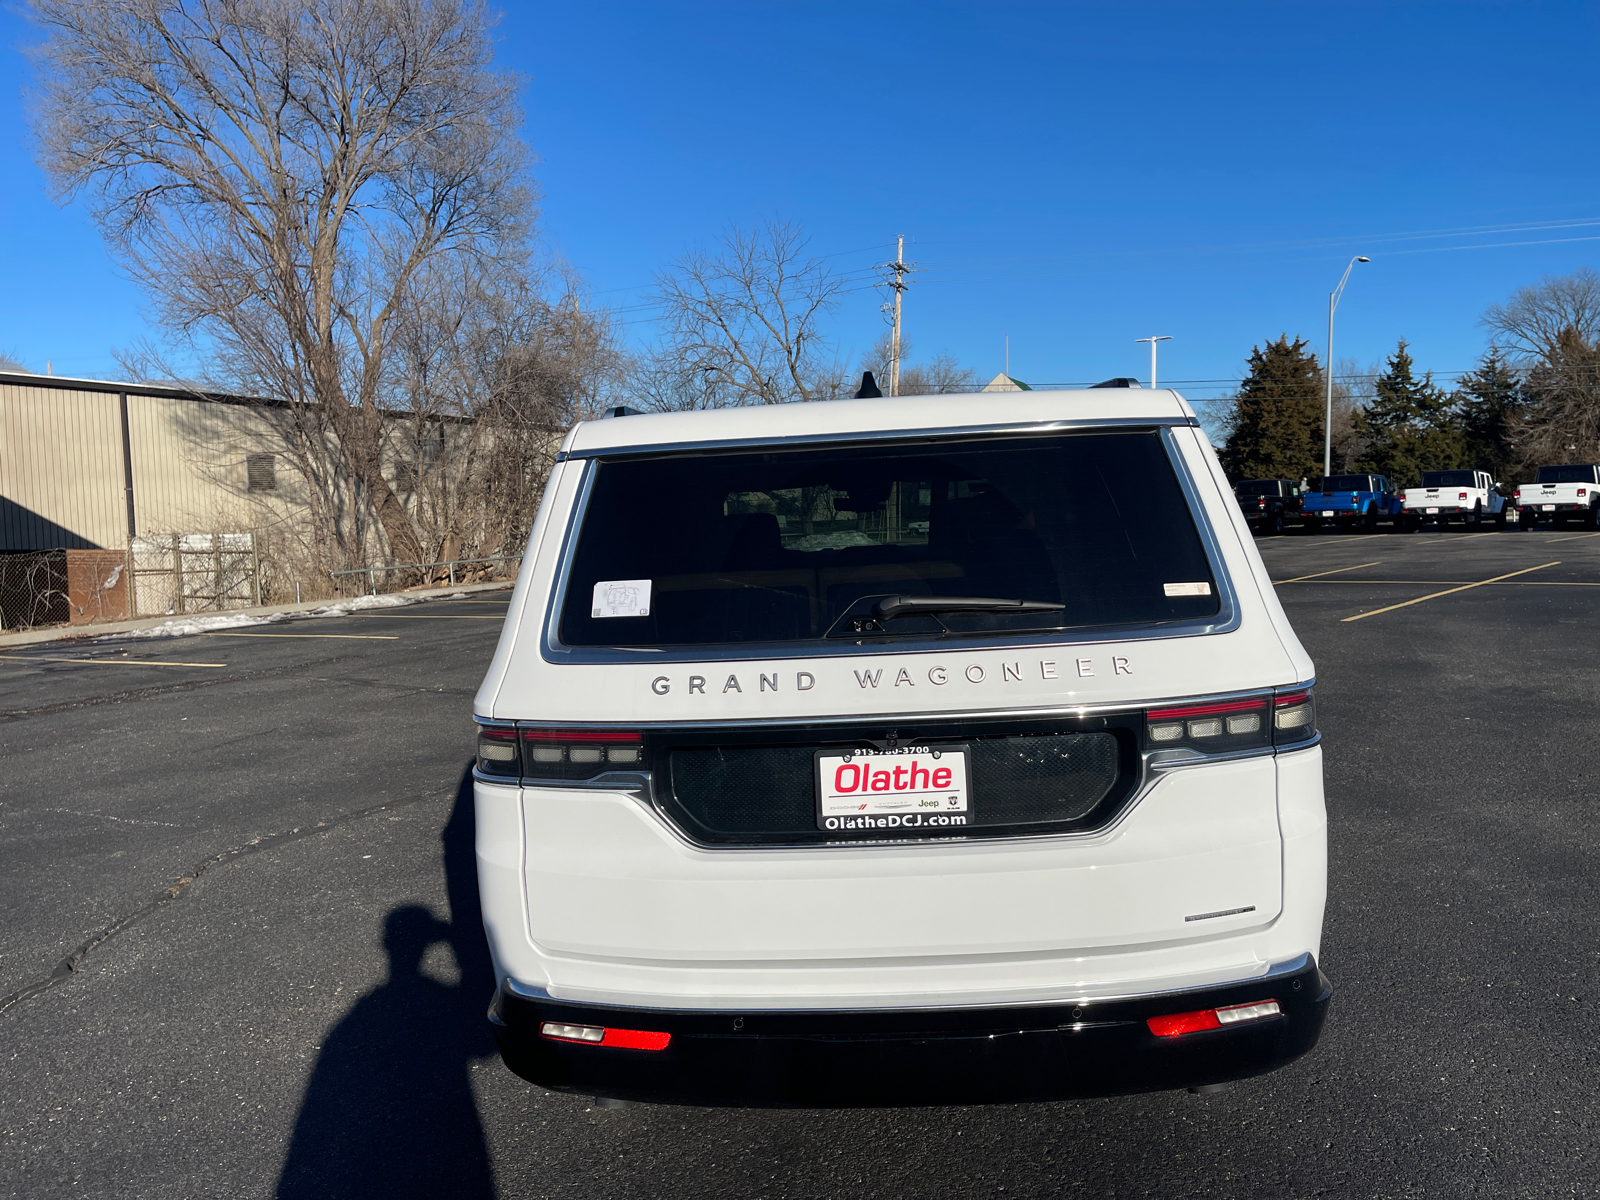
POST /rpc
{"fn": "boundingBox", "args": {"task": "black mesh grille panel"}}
[664,728,1131,845]
[968,733,1119,824]
[668,746,815,833]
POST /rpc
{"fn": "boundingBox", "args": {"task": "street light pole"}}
[1325,256,1369,478]
[1136,335,1172,389]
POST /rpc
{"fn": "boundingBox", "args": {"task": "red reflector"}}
[1148,1000,1282,1037]
[1147,1009,1221,1037]
[1147,698,1266,720]
[602,1028,672,1051]
[1274,692,1310,707]
[521,729,640,742]
[478,728,517,741]
[539,1021,671,1050]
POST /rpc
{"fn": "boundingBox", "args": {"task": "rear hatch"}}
[480,410,1303,993]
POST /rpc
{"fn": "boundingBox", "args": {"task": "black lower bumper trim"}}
[491,957,1332,1107]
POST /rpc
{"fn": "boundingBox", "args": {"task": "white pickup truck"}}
[1514,463,1600,530]
[1400,469,1508,530]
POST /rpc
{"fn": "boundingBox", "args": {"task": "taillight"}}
[1458,491,1468,500]
[1147,1000,1281,1038]
[540,1021,671,1050]
[476,725,521,777]
[521,728,644,778]
[1580,488,1589,498]
[1273,689,1316,745]
[1145,697,1269,750]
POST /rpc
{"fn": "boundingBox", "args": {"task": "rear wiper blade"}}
[873,595,1066,621]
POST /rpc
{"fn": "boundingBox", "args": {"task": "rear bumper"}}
[489,955,1332,1107]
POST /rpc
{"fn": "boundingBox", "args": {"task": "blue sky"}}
[3,1,1599,413]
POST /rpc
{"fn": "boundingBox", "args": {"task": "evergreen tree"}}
[1355,340,1464,487]
[1454,348,1523,480]
[1221,335,1323,482]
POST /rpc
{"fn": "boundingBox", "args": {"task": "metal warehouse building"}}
[1,371,313,627]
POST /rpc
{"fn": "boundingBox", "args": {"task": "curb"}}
[0,580,513,650]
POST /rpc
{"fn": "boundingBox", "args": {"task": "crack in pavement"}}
[0,653,364,723]
[0,790,437,1016]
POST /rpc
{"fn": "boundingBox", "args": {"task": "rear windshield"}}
[1234,480,1282,496]
[1421,470,1476,487]
[1318,474,1372,491]
[557,430,1221,649]
[1537,464,1599,484]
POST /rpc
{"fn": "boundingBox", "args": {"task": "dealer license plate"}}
[1543,504,1556,511]
[1320,510,1334,517]
[815,745,971,835]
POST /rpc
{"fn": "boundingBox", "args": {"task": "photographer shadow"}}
[276,768,497,1199]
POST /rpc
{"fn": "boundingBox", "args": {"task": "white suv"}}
[474,390,1330,1107]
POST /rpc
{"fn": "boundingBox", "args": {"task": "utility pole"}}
[1135,336,1172,389]
[879,236,916,396]
[1325,256,1370,478]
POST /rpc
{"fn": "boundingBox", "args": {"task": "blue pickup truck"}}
[1302,473,1405,532]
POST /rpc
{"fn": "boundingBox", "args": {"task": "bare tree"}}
[859,334,978,396]
[649,222,849,407]
[389,258,621,568]
[29,0,534,578]
[1483,267,1600,359]
[1482,270,1600,463]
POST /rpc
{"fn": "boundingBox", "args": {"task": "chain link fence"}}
[0,551,71,631]
[130,534,260,617]
[2,536,516,632]
[1,535,260,632]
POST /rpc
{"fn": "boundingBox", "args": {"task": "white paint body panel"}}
[473,390,1327,1011]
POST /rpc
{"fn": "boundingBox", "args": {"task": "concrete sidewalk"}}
[0,579,513,650]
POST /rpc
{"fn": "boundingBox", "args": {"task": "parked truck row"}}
[1233,464,1600,534]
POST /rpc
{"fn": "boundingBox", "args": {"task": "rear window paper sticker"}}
[592,579,652,618]
[1163,582,1211,597]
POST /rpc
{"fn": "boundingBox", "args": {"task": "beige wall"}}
[0,383,129,550]
[1,378,313,552]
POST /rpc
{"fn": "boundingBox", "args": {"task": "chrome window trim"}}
[555,415,1201,462]
[499,951,1314,1014]
[537,424,1239,666]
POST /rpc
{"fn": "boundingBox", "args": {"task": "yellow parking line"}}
[345,614,505,624]
[1548,532,1600,543]
[1285,579,1600,586]
[1282,534,1387,547]
[1341,562,1561,623]
[200,632,400,640]
[1275,561,1380,584]
[1426,531,1500,543]
[0,654,228,668]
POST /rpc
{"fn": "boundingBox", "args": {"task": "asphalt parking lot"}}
[2,531,1598,1199]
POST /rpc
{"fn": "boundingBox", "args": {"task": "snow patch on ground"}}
[96,611,289,641]
[96,592,419,641]
[305,594,419,617]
